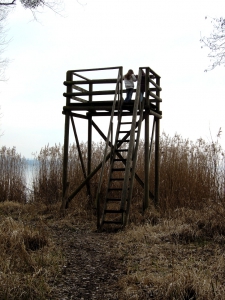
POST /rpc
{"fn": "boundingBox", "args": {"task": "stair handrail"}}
[96,68,123,228]
[124,69,145,224]
[120,68,143,211]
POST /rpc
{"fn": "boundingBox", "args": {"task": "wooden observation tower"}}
[61,66,162,229]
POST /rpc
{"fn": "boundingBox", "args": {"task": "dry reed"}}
[0,146,27,203]
[1,132,225,298]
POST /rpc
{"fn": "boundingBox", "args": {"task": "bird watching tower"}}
[61,66,162,229]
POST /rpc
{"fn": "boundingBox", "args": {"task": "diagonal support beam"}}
[71,116,90,196]
[64,111,154,208]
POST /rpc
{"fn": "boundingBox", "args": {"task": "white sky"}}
[0,0,225,158]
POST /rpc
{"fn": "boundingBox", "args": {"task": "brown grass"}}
[0,146,27,203]
[0,201,63,299]
[115,205,225,299]
[1,133,225,298]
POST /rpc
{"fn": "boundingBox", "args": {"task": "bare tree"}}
[200,17,225,71]
[0,6,9,81]
[0,0,63,11]
[0,0,64,80]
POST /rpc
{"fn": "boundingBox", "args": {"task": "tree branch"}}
[200,16,225,71]
[0,1,16,5]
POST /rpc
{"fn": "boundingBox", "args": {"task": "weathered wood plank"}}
[139,66,161,78]
[73,72,89,81]
[72,85,88,93]
[149,78,162,91]
[71,96,88,103]
[70,66,122,72]
[64,79,118,85]
[64,90,118,97]
[149,91,162,102]
[70,112,88,119]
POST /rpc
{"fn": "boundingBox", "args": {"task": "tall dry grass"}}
[0,146,27,203]
[158,132,225,213]
[0,201,63,299]
[1,132,225,299]
[2,132,224,217]
[31,141,106,207]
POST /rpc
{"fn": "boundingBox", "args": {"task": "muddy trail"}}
[49,225,126,300]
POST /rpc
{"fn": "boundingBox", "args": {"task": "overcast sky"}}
[0,0,225,158]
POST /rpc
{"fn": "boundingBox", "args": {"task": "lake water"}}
[25,159,38,190]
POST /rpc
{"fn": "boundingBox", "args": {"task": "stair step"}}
[118,139,130,142]
[117,139,137,142]
[114,158,127,162]
[112,168,125,171]
[103,220,123,225]
[115,149,128,152]
[104,209,124,213]
[106,198,121,201]
[119,130,138,133]
[120,122,132,125]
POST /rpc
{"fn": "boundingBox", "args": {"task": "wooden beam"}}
[65,112,154,206]
[70,112,88,119]
[72,85,88,93]
[66,153,111,207]
[149,79,162,91]
[71,96,88,103]
[144,112,150,211]
[64,79,118,85]
[64,90,119,97]
[149,91,162,102]
[87,83,93,195]
[62,111,70,202]
[92,120,110,142]
[73,72,89,81]
[139,67,160,79]
[70,66,122,72]
[154,77,161,208]
[71,117,88,188]
[149,110,162,119]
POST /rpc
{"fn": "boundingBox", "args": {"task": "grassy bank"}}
[0,133,225,298]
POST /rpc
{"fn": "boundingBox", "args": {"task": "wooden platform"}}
[61,66,162,229]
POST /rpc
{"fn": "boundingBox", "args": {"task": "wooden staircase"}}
[97,69,144,229]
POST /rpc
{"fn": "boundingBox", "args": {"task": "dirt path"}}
[49,225,126,300]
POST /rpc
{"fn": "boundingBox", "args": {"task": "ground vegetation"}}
[0,133,225,299]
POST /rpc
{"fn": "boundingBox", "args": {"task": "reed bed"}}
[0,146,27,203]
[1,133,225,298]
[157,132,225,213]
[1,133,225,216]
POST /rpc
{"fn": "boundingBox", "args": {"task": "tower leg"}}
[144,67,150,211]
[62,111,70,209]
[155,76,161,208]
[87,83,93,199]
[144,110,149,211]
[155,117,160,208]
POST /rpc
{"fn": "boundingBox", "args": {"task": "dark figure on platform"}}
[123,69,137,102]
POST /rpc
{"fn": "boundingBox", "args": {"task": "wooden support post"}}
[62,71,72,205]
[154,76,161,208]
[110,121,113,161]
[60,181,70,211]
[63,111,70,197]
[144,67,150,211]
[119,66,123,104]
[87,83,93,197]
